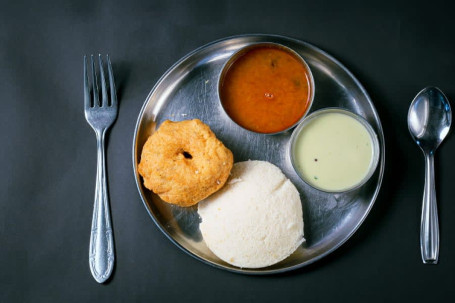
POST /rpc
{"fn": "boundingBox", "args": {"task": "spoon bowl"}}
[407,86,452,264]
[408,88,451,152]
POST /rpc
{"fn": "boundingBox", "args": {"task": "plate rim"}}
[132,33,386,274]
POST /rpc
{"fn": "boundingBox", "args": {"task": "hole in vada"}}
[182,151,193,159]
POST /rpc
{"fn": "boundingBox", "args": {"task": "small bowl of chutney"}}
[289,108,380,193]
[218,42,315,134]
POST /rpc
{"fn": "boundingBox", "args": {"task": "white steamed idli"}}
[198,160,304,268]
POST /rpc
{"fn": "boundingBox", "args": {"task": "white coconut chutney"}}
[293,111,375,192]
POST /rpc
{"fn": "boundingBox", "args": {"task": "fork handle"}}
[89,130,115,283]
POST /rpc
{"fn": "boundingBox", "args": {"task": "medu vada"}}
[138,119,233,207]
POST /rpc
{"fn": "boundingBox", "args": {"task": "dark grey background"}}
[1,0,455,302]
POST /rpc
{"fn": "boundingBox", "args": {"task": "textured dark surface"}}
[1,0,455,302]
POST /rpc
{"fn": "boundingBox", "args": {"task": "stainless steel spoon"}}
[408,86,451,264]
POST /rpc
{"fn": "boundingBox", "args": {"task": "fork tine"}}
[90,55,99,107]
[84,56,91,108]
[98,54,108,107]
[106,55,117,108]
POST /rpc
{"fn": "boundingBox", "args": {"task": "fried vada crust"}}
[138,119,233,207]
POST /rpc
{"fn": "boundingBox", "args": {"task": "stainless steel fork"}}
[84,54,117,283]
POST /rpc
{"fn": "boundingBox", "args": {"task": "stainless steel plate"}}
[133,34,385,274]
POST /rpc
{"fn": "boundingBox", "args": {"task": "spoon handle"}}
[421,153,439,264]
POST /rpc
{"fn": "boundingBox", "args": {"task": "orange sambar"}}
[219,44,313,134]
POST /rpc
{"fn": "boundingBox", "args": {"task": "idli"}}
[198,160,304,268]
